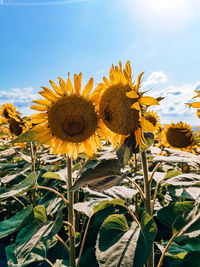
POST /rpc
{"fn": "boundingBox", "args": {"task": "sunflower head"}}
[31,73,103,159]
[143,110,162,131]
[99,83,140,135]
[0,103,17,120]
[162,122,195,150]
[93,61,159,148]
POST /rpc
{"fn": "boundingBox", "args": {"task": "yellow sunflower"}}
[162,122,195,150]
[0,103,18,120]
[30,73,103,159]
[143,110,162,131]
[92,61,159,147]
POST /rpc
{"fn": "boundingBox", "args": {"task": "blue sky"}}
[0,0,200,125]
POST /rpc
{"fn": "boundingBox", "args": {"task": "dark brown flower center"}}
[145,115,157,127]
[62,115,85,136]
[48,95,98,143]
[3,108,10,119]
[9,118,23,136]
[99,83,140,135]
[166,127,194,148]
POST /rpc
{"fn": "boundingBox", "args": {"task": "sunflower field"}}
[0,61,200,267]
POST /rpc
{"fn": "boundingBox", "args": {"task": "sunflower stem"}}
[141,151,154,267]
[66,156,76,267]
[30,142,36,207]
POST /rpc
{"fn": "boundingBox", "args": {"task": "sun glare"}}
[145,0,186,10]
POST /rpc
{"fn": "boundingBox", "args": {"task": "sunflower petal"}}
[58,77,68,95]
[186,102,200,108]
[67,74,74,94]
[32,99,51,106]
[139,96,159,106]
[84,140,93,158]
[82,78,94,97]
[130,102,140,110]
[103,77,111,87]
[126,91,138,99]
[135,72,144,92]
[30,105,48,111]
[49,80,63,96]
[74,74,81,94]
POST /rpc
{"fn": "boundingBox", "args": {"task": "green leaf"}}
[99,214,129,251]
[79,247,99,267]
[181,251,200,267]
[0,205,33,239]
[93,199,125,214]
[74,201,95,217]
[33,205,47,223]
[164,170,183,180]
[139,132,154,153]
[42,172,61,180]
[14,211,63,263]
[0,172,38,200]
[157,201,195,229]
[11,130,38,143]
[96,212,157,267]
[70,159,123,192]
[116,133,139,167]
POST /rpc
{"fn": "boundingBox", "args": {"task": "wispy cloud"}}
[0,0,94,6]
[0,87,39,116]
[144,77,200,125]
[143,71,168,87]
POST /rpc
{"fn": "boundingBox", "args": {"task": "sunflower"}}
[31,73,103,159]
[92,61,159,147]
[143,110,162,131]
[0,103,18,120]
[162,122,195,150]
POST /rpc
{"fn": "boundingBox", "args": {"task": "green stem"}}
[30,142,36,207]
[35,185,69,206]
[66,156,76,267]
[141,151,154,267]
[141,151,151,215]
[77,216,91,267]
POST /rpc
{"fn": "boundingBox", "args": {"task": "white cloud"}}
[146,81,200,126]
[143,71,168,87]
[0,87,39,116]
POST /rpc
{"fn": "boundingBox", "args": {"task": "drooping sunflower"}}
[31,73,103,159]
[0,103,18,120]
[92,61,159,147]
[162,122,195,150]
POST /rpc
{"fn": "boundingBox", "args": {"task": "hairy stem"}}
[55,233,70,255]
[149,162,162,184]
[35,185,69,206]
[77,216,91,267]
[125,176,146,201]
[157,233,177,267]
[44,258,54,267]
[141,151,153,267]
[66,156,76,267]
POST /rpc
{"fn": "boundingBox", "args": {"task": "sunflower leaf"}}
[139,132,154,153]
[11,130,38,143]
[69,159,123,192]
[116,133,139,167]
